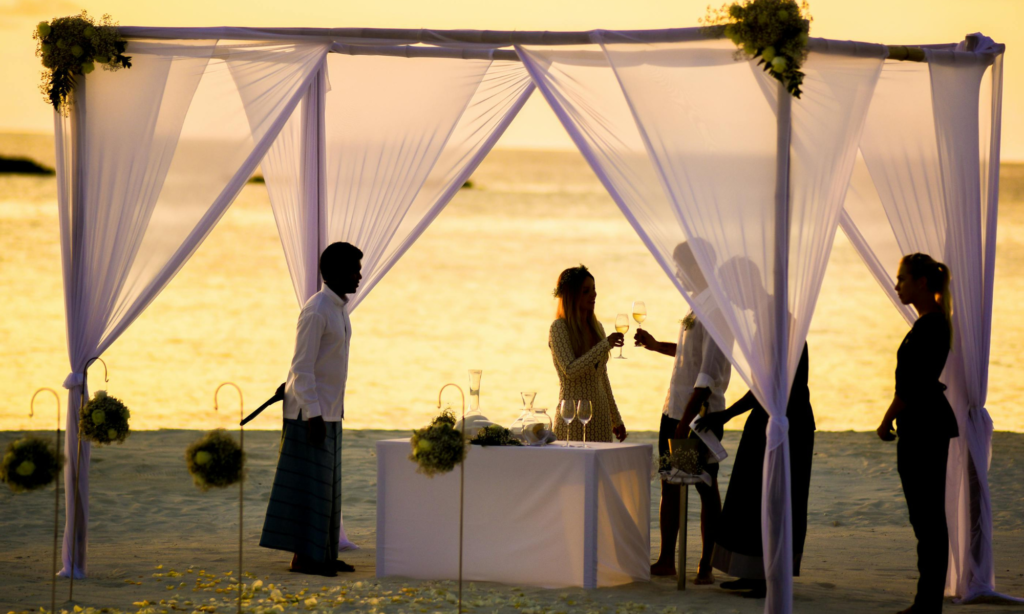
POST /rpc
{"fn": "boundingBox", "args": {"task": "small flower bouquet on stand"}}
[1,437,63,493]
[79,390,131,445]
[409,410,467,477]
[186,429,245,491]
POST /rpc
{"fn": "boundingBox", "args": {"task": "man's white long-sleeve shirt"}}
[283,286,351,422]
[663,289,731,420]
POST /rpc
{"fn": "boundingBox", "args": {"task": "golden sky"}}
[0,0,1020,159]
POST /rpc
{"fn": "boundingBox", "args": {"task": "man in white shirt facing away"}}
[634,239,732,585]
[260,242,362,577]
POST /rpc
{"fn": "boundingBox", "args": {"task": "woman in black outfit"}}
[877,253,959,614]
[695,343,815,599]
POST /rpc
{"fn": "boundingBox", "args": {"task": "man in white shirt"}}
[260,242,362,577]
[635,240,731,585]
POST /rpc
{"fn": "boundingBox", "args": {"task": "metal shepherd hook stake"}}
[214,382,244,614]
[30,387,61,614]
[437,383,466,614]
[69,356,107,602]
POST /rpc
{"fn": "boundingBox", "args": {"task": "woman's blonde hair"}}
[901,253,953,347]
[554,265,604,358]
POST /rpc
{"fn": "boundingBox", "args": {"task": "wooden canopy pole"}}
[114,25,997,64]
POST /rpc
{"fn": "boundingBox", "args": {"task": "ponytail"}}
[902,253,953,348]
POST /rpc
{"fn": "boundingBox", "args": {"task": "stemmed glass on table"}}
[576,400,593,448]
[558,400,577,447]
[614,314,630,359]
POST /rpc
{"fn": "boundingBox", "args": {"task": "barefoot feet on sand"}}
[650,561,677,577]
[693,562,715,585]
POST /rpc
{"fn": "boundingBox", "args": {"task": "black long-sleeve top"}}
[894,312,959,439]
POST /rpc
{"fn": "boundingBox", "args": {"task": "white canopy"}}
[52,25,1005,614]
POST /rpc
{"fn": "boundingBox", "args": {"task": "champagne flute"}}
[558,399,577,447]
[632,301,647,329]
[576,400,593,448]
[614,314,630,359]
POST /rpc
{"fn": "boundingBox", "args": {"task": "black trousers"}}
[897,435,950,613]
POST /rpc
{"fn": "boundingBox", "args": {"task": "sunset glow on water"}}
[2,134,1023,433]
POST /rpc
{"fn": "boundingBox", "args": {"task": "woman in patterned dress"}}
[549,265,627,443]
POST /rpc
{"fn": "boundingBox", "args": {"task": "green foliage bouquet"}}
[79,390,131,445]
[185,430,246,491]
[470,424,523,447]
[656,439,708,485]
[1,437,63,493]
[33,11,132,112]
[409,410,467,477]
[702,0,812,97]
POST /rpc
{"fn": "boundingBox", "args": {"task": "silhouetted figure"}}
[259,242,363,577]
[695,255,815,599]
[876,253,958,614]
[636,240,731,584]
[549,265,627,443]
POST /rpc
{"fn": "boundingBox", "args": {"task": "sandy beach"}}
[2,429,1023,613]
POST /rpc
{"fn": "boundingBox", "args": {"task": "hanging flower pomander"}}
[701,0,812,98]
[1,437,63,493]
[80,389,131,445]
[409,410,467,477]
[33,11,132,112]
[185,430,246,491]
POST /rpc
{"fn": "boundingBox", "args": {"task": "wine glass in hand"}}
[632,301,646,331]
[614,314,630,359]
[576,400,593,448]
[558,399,577,447]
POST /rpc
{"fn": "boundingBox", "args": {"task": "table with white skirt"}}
[376,439,652,588]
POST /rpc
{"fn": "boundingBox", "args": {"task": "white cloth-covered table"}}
[376,439,651,588]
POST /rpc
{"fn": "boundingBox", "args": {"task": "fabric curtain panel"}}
[54,38,330,577]
[259,53,532,551]
[839,41,1009,602]
[520,36,885,614]
[261,54,534,308]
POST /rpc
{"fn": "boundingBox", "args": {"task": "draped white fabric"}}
[839,39,1013,602]
[54,38,329,576]
[50,26,1006,611]
[519,35,885,613]
[258,52,532,550]
[262,54,534,307]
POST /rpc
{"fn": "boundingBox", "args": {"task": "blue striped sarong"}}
[259,418,341,563]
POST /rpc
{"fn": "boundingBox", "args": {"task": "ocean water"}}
[2,132,1023,433]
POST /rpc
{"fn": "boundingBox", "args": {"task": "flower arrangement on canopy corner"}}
[409,409,468,477]
[79,389,131,445]
[186,429,246,491]
[33,11,132,113]
[1,437,63,493]
[701,0,812,98]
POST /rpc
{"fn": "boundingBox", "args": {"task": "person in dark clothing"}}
[695,343,815,599]
[877,253,959,614]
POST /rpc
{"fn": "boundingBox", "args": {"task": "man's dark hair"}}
[320,242,363,278]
